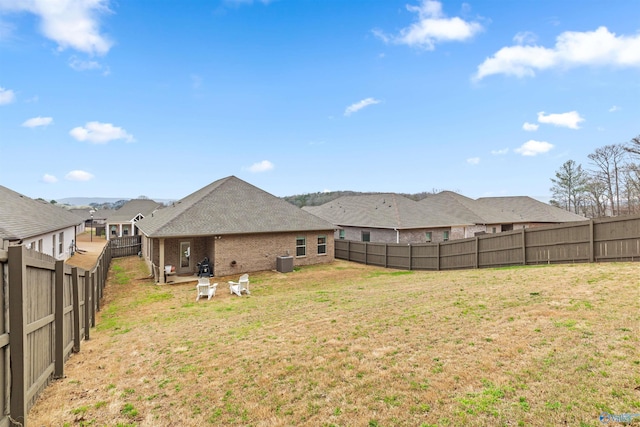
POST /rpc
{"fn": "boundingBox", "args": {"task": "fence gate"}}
[110,236,142,258]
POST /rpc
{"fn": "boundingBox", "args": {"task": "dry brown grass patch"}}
[28,258,640,426]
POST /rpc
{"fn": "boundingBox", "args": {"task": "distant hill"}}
[57,197,175,208]
[58,191,437,210]
[58,197,128,207]
[283,190,434,208]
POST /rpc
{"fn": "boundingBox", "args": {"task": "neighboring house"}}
[420,191,587,238]
[303,193,471,244]
[305,191,586,244]
[70,207,114,238]
[136,176,336,282]
[0,185,83,260]
[105,199,162,240]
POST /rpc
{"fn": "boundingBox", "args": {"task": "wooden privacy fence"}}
[110,235,142,258]
[336,214,640,270]
[0,239,112,426]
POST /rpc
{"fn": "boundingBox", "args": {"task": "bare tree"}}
[583,173,608,217]
[623,134,640,157]
[588,144,626,216]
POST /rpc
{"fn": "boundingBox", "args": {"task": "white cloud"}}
[247,160,274,173]
[466,157,480,165]
[537,111,584,129]
[0,0,113,55]
[68,56,106,72]
[0,86,15,105]
[22,116,53,128]
[515,140,554,156]
[491,148,509,155]
[65,170,94,181]
[42,174,58,183]
[374,0,482,50]
[475,26,640,81]
[344,97,381,116]
[513,31,537,45]
[609,105,620,112]
[69,121,135,144]
[522,122,539,131]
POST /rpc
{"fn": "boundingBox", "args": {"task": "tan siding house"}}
[0,185,83,260]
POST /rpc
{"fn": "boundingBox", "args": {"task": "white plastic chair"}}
[228,274,250,296]
[196,278,218,301]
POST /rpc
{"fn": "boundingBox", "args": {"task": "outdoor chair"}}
[196,278,218,301]
[229,274,250,296]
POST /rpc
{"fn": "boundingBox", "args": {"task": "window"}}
[492,227,497,233]
[443,231,449,241]
[296,237,306,257]
[339,229,345,240]
[425,232,432,242]
[361,231,370,242]
[317,236,327,255]
[38,239,43,252]
[59,232,64,255]
[52,234,56,256]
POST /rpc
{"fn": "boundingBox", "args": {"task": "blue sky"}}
[1,0,638,203]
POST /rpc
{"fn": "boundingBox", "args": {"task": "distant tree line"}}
[89,200,128,210]
[550,134,640,217]
[283,190,442,208]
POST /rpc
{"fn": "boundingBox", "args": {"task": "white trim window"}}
[317,236,327,255]
[296,237,306,257]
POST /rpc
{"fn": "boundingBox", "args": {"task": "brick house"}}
[304,191,586,244]
[420,191,587,238]
[303,193,472,244]
[136,176,336,282]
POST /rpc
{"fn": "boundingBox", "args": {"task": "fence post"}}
[96,264,101,312]
[72,267,81,352]
[91,272,96,327]
[84,272,91,340]
[384,243,388,268]
[54,260,64,379]
[589,219,595,263]
[364,243,368,265]
[475,237,479,269]
[437,242,440,271]
[521,228,526,265]
[8,245,27,426]
[408,244,412,270]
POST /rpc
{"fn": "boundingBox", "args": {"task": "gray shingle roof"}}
[0,185,83,240]
[303,193,472,229]
[305,190,587,230]
[475,196,587,222]
[136,176,335,238]
[107,199,162,222]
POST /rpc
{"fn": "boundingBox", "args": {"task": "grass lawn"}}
[29,258,640,426]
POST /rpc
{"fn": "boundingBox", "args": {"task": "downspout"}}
[394,228,399,244]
